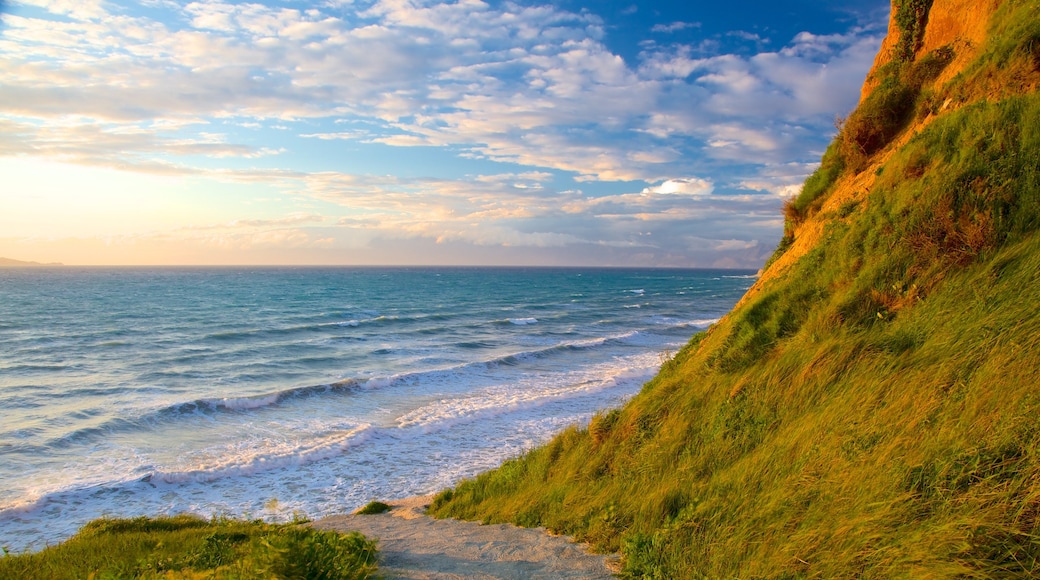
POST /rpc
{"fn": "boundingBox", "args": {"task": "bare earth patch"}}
[312,496,617,579]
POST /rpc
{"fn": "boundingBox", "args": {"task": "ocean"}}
[0,267,755,552]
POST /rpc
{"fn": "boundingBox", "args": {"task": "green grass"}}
[0,515,379,579]
[356,501,393,515]
[428,6,1040,577]
[790,141,845,219]
[894,0,934,62]
[940,0,1040,106]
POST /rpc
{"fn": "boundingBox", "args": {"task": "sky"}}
[0,0,890,267]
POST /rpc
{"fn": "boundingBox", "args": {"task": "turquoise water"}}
[0,267,754,551]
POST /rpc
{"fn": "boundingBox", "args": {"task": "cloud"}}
[728,31,768,44]
[300,130,370,140]
[0,0,888,266]
[183,213,327,230]
[1,0,883,183]
[652,21,700,34]
[642,178,714,196]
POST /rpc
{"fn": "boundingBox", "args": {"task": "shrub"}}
[894,0,935,61]
[905,45,956,88]
[356,500,393,515]
[839,74,917,167]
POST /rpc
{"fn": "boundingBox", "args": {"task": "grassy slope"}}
[0,515,378,579]
[429,1,1040,577]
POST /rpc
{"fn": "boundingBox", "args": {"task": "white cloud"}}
[652,21,699,34]
[183,213,328,230]
[0,0,888,266]
[1,0,882,181]
[642,178,714,196]
[300,130,369,140]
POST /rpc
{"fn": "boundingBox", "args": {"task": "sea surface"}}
[0,267,755,552]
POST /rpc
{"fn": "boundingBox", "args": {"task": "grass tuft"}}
[356,501,394,515]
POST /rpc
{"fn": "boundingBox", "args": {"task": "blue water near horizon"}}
[0,266,755,552]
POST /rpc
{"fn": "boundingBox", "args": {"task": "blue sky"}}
[0,0,889,266]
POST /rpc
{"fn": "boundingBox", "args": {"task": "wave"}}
[394,354,660,433]
[201,312,467,343]
[2,363,75,373]
[456,341,498,349]
[142,424,374,485]
[506,317,538,325]
[721,274,759,279]
[650,317,719,329]
[36,326,672,454]
[153,378,366,415]
[0,424,375,516]
[42,379,365,450]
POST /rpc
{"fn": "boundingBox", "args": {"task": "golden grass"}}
[429,4,1040,576]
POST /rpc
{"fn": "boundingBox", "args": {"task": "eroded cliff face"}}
[750,0,1011,298]
[861,0,1000,102]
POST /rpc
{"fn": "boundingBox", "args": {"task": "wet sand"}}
[312,496,617,579]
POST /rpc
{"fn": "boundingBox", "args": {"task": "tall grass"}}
[0,515,379,579]
[429,6,1040,576]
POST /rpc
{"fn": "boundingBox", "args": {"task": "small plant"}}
[356,501,393,515]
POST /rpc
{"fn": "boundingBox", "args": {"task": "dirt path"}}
[312,496,617,579]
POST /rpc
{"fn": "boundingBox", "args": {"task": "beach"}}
[313,496,617,579]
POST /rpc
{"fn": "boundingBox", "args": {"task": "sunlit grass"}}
[429,5,1040,577]
[0,515,379,579]
[356,501,393,515]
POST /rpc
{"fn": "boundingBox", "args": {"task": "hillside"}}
[429,0,1040,577]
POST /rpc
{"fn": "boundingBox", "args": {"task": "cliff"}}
[430,1,1040,577]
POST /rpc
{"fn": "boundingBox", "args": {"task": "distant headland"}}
[0,257,64,267]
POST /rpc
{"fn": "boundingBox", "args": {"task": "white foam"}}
[363,376,395,389]
[149,424,373,484]
[686,318,720,328]
[394,353,659,433]
[653,317,719,329]
[629,289,645,295]
[207,393,281,411]
[507,317,538,325]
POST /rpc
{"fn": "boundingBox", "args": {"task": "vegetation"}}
[429,3,1040,578]
[894,0,935,62]
[0,515,379,579]
[356,501,393,515]
[790,142,845,219]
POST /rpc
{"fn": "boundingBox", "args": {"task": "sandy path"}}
[312,496,617,579]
